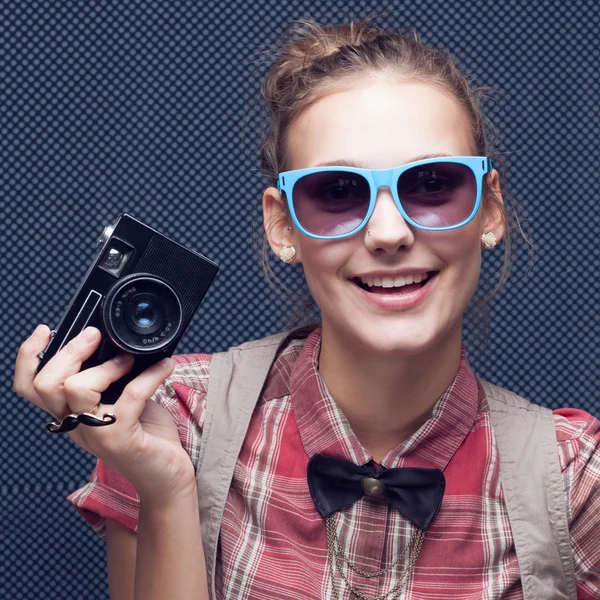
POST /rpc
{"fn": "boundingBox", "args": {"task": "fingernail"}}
[32,324,45,337]
[113,353,132,365]
[81,328,99,343]
[158,358,174,369]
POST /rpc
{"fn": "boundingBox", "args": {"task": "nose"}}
[364,186,415,253]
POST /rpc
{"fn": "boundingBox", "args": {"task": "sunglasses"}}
[277,156,492,240]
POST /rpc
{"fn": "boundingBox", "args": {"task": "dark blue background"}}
[2,1,599,598]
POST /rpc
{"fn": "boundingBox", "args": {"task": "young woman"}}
[14,18,600,600]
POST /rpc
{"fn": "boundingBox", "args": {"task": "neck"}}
[317,321,463,463]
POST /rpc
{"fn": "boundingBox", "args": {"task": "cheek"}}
[430,229,482,289]
[298,240,351,295]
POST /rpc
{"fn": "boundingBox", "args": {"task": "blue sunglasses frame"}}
[277,155,492,240]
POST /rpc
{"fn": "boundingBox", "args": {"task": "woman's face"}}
[264,77,504,356]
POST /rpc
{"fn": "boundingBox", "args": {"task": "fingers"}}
[16,321,175,449]
[63,353,136,414]
[32,327,102,418]
[115,358,175,429]
[14,325,52,409]
[68,358,175,455]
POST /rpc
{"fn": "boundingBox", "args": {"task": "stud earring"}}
[480,231,497,250]
[279,246,296,263]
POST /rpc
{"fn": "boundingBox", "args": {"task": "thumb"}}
[115,358,175,428]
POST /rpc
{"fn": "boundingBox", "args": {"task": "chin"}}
[319,285,464,359]
[330,316,444,358]
[362,329,440,357]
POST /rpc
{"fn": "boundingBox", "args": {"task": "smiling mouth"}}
[351,271,439,293]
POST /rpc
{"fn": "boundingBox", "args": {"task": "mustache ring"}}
[46,403,117,434]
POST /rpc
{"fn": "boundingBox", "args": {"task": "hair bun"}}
[273,18,383,79]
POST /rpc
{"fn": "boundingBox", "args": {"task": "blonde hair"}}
[258,18,532,332]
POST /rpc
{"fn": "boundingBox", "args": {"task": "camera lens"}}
[123,292,165,336]
[133,300,156,329]
[103,274,183,353]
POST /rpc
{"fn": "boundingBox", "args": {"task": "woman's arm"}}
[106,520,136,600]
[14,326,209,597]
[134,481,208,600]
[105,484,208,600]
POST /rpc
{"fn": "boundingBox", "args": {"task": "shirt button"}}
[361,477,385,497]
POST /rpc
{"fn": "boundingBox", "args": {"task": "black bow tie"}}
[307,454,445,530]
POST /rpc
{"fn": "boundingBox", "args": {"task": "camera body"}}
[37,214,219,404]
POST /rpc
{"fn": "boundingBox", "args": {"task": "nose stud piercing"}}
[279,246,296,263]
[480,231,497,250]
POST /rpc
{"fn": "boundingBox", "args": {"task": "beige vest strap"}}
[481,379,577,599]
[196,333,576,599]
[196,330,294,598]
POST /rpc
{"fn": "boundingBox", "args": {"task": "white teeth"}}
[359,272,430,288]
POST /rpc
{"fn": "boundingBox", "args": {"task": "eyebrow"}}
[314,153,453,168]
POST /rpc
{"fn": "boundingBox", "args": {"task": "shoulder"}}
[149,352,213,440]
[479,378,600,489]
[157,352,214,401]
[483,380,600,513]
[166,352,213,397]
[479,378,600,457]
[552,407,600,474]
[551,408,600,521]
[551,409,600,590]
[479,378,545,413]
[152,324,317,422]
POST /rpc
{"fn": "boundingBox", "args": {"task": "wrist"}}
[139,483,199,517]
[137,463,198,510]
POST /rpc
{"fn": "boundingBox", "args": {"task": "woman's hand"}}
[13,324,196,506]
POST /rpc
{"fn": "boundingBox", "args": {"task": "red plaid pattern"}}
[68,327,600,599]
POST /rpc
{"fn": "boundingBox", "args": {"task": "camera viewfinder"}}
[99,239,134,278]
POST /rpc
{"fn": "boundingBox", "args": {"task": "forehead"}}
[286,78,474,171]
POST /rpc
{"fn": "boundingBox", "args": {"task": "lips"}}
[349,271,439,310]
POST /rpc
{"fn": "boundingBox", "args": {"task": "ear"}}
[481,169,506,243]
[262,186,301,263]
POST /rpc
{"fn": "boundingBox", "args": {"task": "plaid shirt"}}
[68,326,600,599]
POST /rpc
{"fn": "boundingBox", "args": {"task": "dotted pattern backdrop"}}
[2,1,599,598]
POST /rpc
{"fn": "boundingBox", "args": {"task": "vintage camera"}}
[37,214,219,404]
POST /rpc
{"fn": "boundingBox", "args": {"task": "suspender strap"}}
[196,329,301,598]
[481,379,577,600]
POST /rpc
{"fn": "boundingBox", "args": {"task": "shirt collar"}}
[289,326,481,471]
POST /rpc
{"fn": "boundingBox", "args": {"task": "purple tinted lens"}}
[397,162,476,228]
[292,171,370,237]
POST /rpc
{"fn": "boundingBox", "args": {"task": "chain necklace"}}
[326,515,425,600]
